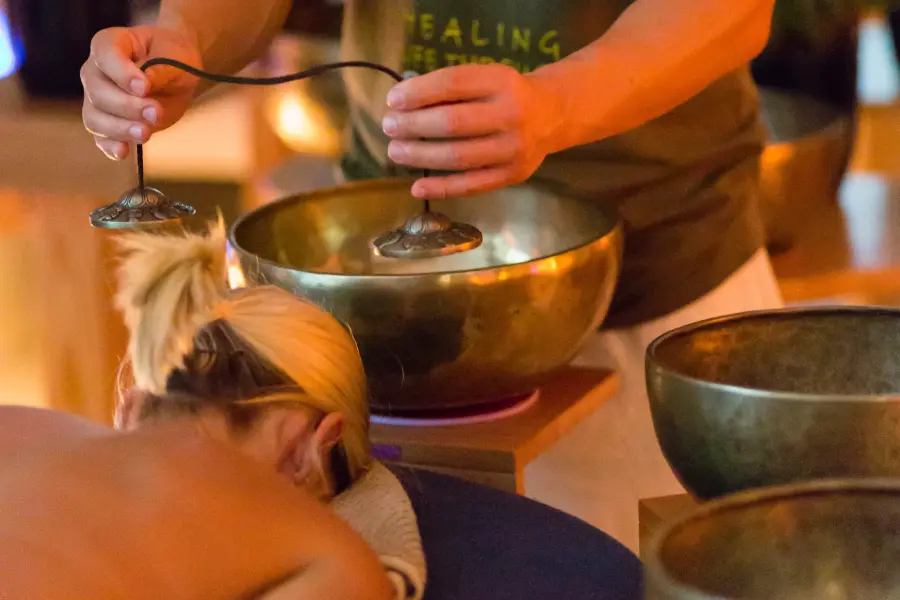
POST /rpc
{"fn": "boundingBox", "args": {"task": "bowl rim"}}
[645,305,900,403]
[228,177,623,280]
[644,478,900,600]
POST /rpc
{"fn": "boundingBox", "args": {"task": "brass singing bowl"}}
[230,178,623,414]
[646,306,900,500]
[758,88,852,254]
[645,479,900,600]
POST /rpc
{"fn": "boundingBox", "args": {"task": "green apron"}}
[339,0,766,328]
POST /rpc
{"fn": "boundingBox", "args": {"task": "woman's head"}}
[113,221,369,497]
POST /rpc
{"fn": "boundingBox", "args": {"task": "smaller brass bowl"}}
[645,479,900,600]
[646,306,900,499]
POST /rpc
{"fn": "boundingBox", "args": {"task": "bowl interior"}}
[232,179,618,276]
[657,487,900,599]
[650,310,900,396]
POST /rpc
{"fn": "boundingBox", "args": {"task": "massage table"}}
[392,468,643,600]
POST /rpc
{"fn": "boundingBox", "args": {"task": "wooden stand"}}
[370,367,618,495]
[638,493,699,557]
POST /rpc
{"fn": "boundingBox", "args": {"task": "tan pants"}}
[524,249,784,552]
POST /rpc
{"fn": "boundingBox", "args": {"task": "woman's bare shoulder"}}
[0,406,109,458]
[0,405,107,429]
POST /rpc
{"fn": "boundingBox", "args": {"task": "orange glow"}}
[530,251,577,275]
[464,269,511,286]
[227,264,247,289]
[269,88,342,155]
[529,256,561,274]
[463,253,575,286]
[761,142,797,171]
[226,245,247,289]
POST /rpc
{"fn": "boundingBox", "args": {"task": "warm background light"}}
[269,86,343,156]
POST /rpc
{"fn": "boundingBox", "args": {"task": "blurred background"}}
[3,0,900,419]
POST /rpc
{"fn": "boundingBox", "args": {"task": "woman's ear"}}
[114,388,147,430]
[313,412,344,456]
[280,412,345,494]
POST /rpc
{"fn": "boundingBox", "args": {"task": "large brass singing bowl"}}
[230,178,622,414]
[645,479,900,600]
[646,307,900,500]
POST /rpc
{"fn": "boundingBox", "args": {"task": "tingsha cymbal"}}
[89,186,196,230]
[372,209,483,260]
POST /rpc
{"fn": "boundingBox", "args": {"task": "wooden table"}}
[370,367,618,495]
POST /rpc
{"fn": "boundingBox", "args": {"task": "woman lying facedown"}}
[0,222,424,600]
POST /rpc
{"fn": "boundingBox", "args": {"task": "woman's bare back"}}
[0,407,388,600]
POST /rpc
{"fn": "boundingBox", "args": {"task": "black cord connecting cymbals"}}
[88,58,483,259]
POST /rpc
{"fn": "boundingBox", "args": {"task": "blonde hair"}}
[114,220,370,477]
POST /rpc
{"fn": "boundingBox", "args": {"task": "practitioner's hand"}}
[81,26,202,161]
[381,63,568,199]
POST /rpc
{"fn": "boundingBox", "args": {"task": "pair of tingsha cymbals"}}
[87,57,482,259]
[89,183,482,260]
